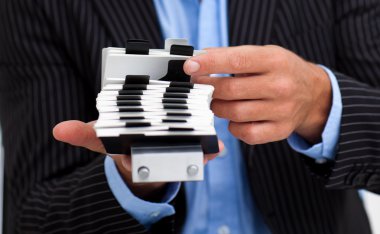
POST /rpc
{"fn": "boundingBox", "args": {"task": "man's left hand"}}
[184,45,332,144]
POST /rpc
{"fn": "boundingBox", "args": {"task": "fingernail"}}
[185,60,200,74]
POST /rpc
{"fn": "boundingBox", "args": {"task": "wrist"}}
[296,63,332,143]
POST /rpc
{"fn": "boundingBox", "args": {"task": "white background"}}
[363,191,380,233]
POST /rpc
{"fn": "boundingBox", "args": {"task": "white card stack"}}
[95,39,219,182]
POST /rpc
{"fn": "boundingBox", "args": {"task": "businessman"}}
[1,0,379,233]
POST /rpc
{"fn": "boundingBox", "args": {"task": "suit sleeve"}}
[307,0,380,193]
[104,156,181,228]
[0,0,172,233]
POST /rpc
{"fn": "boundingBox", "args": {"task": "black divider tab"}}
[169,127,194,131]
[162,99,187,104]
[125,39,149,55]
[167,112,192,116]
[119,107,144,112]
[117,96,142,101]
[162,119,187,123]
[116,101,142,106]
[166,87,191,93]
[170,44,194,56]
[122,84,147,90]
[120,116,145,120]
[119,90,143,95]
[125,122,151,127]
[124,75,150,84]
[169,82,194,88]
[163,93,188,99]
[164,104,188,110]
[159,60,190,82]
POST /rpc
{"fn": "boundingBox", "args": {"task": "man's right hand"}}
[53,120,223,200]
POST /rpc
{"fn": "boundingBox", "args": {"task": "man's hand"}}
[53,120,223,200]
[184,45,332,144]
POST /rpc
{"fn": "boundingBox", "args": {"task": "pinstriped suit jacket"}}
[0,0,379,233]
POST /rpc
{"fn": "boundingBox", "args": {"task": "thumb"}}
[53,120,106,154]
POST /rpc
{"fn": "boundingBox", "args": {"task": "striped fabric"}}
[0,0,378,233]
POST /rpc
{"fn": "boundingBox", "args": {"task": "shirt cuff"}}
[104,156,181,228]
[287,65,342,162]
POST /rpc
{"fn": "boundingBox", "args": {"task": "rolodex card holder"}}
[95,38,218,182]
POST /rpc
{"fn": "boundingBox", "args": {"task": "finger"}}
[184,46,271,75]
[111,154,132,173]
[229,121,288,145]
[191,75,273,100]
[122,154,132,171]
[212,99,277,122]
[53,120,106,154]
[204,140,224,164]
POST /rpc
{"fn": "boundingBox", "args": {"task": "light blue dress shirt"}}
[104,0,343,233]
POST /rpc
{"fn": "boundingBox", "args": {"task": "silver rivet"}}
[138,167,150,179]
[187,165,199,176]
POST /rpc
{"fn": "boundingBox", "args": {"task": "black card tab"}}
[170,44,194,56]
[162,99,187,104]
[119,107,144,112]
[166,87,191,93]
[124,75,150,85]
[159,60,190,82]
[125,122,151,127]
[122,84,147,90]
[164,104,188,110]
[162,119,187,123]
[163,93,188,99]
[167,112,192,116]
[169,127,194,131]
[125,39,149,55]
[117,96,142,101]
[119,90,144,95]
[116,101,142,106]
[120,116,145,120]
[170,82,194,89]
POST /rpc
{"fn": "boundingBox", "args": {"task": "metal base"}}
[131,145,204,183]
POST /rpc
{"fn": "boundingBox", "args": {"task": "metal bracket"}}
[131,145,204,183]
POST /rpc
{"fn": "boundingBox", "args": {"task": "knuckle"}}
[228,50,250,71]
[267,46,288,67]
[228,122,239,138]
[274,79,294,97]
[220,80,238,98]
[275,105,289,119]
[243,125,259,145]
[280,102,295,115]
[207,55,218,72]
[211,100,222,114]
[229,103,245,121]
[279,104,297,124]
[228,122,256,144]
